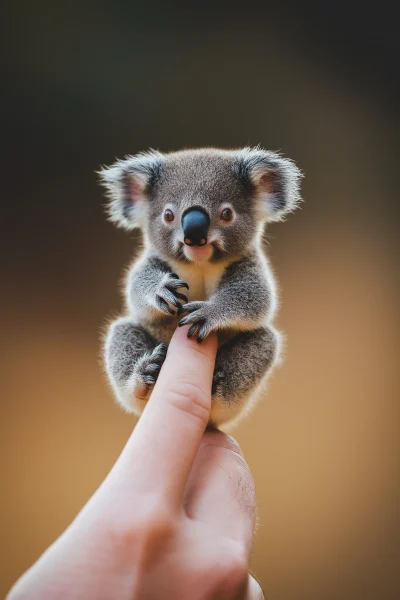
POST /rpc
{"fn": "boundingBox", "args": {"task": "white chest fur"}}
[171,260,228,302]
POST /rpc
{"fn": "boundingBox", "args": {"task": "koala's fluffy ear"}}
[97,150,166,230]
[235,147,303,222]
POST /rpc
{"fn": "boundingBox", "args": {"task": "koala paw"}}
[134,343,168,398]
[155,272,189,315]
[178,301,217,343]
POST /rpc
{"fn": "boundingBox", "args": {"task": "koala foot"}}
[156,272,189,315]
[133,343,168,399]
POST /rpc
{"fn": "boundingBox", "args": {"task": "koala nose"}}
[182,208,210,247]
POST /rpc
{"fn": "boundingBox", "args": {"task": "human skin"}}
[7,326,264,599]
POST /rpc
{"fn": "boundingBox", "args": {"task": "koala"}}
[98,147,302,428]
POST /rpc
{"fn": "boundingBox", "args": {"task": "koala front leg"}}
[179,255,273,341]
[127,255,189,318]
[104,317,167,415]
[210,326,281,428]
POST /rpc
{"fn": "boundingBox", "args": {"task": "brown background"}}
[1,2,399,598]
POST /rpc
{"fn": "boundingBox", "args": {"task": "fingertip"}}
[169,325,218,358]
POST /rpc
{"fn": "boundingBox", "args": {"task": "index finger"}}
[121,326,217,506]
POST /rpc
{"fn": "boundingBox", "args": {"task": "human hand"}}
[8,326,263,599]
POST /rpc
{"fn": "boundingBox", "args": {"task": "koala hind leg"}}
[104,317,167,415]
[211,326,281,428]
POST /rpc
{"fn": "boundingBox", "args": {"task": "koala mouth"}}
[183,243,213,263]
[175,240,226,264]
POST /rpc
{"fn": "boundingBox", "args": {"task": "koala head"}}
[98,147,302,264]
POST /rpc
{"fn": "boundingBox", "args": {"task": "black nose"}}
[182,208,210,247]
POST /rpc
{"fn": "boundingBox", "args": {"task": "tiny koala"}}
[98,147,302,429]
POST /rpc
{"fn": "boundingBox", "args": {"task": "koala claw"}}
[197,322,213,343]
[135,343,168,396]
[187,322,202,338]
[178,301,215,343]
[174,291,189,303]
[180,301,204,314]
[156,296,176,315]
[156,273,189,315]
[178,302,205,327]
[167,273,189,290]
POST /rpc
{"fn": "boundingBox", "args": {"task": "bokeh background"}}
[2,2,399,598]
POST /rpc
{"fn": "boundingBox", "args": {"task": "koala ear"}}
[97,150,166,230]
[235,147,303,222]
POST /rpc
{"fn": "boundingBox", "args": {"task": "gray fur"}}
[213,327,279,401]
[99,147,302,428]
[178,253,274,341]
[234,147,302,220]
[98,150,166,230]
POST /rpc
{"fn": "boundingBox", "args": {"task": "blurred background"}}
[1,2,399,598]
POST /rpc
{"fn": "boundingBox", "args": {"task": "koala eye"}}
[220,207,234,222]
[164,208,175,222]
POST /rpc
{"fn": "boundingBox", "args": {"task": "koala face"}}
[99,147,302,264]
[145,150,259,264]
